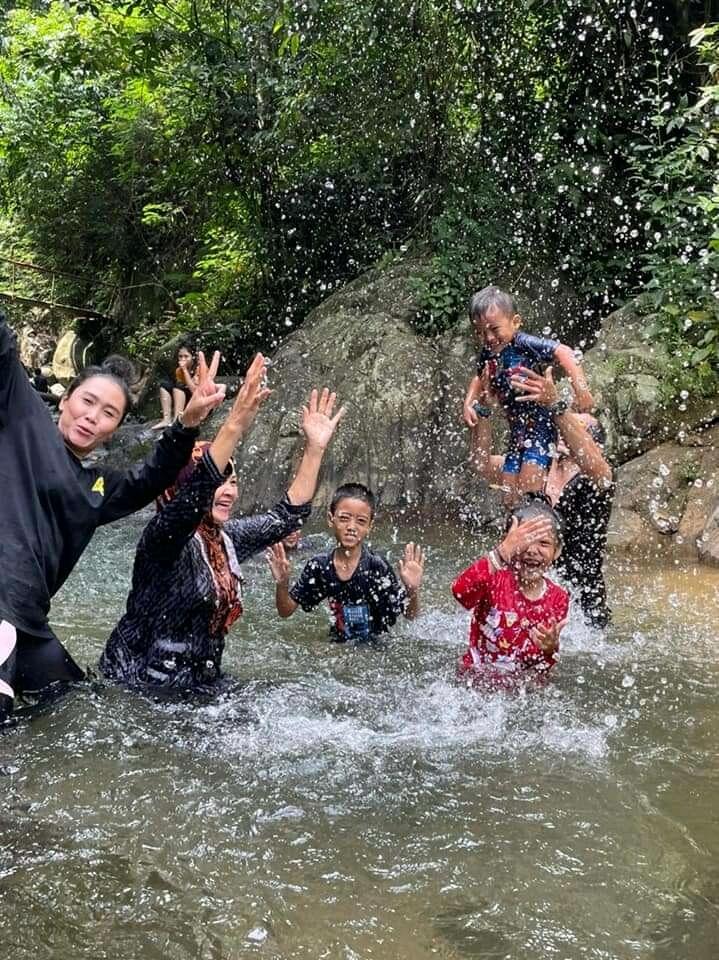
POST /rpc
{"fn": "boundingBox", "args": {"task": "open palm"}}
[301,387,346,450]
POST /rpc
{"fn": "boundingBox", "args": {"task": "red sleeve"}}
[452,556,493,610]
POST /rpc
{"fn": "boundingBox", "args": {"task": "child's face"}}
[474,305,521,355]
[512,523,560,586]
[328,497,373,550]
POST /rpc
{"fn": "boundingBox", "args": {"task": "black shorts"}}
[159,379,191,401]
[0,621,85,723]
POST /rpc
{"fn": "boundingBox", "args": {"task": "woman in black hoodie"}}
[0,309,225,722]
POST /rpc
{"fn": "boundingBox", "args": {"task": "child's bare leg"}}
[516,460,547,496]
[173,387,187,419]
[152,386,173,429]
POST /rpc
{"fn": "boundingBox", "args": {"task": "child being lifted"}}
[463,285,594,504]
[267,482,425,642]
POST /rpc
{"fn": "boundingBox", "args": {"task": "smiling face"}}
[328,496,374,551]
[58,375,127,455]
[512,523,561,587]
[211,475,238,525]
[474,304,521,355]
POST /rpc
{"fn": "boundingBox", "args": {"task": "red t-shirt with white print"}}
[452,556,569,675]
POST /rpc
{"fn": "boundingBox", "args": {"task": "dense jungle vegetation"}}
[0,1,717,394]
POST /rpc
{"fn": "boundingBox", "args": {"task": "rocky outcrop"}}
[583,306,718,463]
[52,330,92,383]
[93,261,719,562]
[204,262,479,515]
[19,309,56,370]
[608,425,719,559]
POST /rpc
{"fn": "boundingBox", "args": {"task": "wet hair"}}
[329,482,376,519]
[469,285,518,323]
[66,354,135,421]
[506,494,563,548]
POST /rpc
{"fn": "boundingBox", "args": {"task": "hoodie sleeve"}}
[135,449,225,563]
[98,420,200,524]
[223,495,312,564]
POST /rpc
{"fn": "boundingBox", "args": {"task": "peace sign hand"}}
[180,350,226,428]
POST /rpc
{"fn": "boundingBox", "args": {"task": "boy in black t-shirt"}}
[267,483,425,642]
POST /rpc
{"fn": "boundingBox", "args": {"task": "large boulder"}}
[205,262,482,516]
[609,424,719,557]
[52,329,92,383]
[583,306,718,463]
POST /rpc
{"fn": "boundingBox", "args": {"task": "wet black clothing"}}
[100,451,311,689]
[31,372,49,393]
[0,624,85,723]
[289,545,408,642]
[555,473,614,628]
[0,317,199,640]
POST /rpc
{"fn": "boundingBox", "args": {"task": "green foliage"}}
[410,184,514,335]
[633,23,719,397]
[0,0,716,360]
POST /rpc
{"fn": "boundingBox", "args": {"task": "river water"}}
[2,511,719,959]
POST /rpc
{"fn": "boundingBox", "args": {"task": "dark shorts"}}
[0,620,85,723]
[503,412,556,474]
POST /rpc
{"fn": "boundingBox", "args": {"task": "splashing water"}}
[2,510,719,959]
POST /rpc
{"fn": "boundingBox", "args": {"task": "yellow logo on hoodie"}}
[91,476,105,496]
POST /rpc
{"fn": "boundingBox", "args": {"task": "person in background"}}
[153,342,198,429]
[31,367,49,394]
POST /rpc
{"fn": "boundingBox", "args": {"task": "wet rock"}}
[204,262,480,516]
[584,306,719,462]
[19,311,56,369]
[698,504,719,565]
[52,330,91,383]
[611,424,719,558]
[88,420,157,469]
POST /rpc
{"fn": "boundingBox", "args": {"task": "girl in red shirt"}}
[452,499,569,685]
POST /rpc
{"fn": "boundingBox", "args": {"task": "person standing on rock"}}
[469,364,614,628]
[100,364,346,691]
[0,308,226,724]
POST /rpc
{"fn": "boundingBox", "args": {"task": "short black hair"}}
[469,285,518,322]
[329,483,376,518]
[506,493,563,548]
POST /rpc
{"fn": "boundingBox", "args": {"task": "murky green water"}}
[2,511,719,959]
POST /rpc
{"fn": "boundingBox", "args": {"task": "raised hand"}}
[499,515,555,563]
[266,542,291,584]
[531,617,567,655]
[301,387,346,451]
[226,353,272,434]
[511,366,559,406]
[180,350,226,428]
[398,542,425,594]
